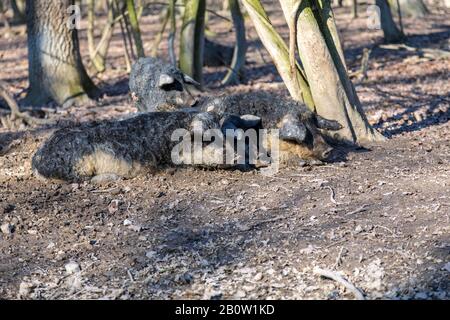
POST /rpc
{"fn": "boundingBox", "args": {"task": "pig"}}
[196,92,342,166]
[31,111,237,182]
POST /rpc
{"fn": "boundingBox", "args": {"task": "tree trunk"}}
[126,0,145,58]
[11,0,26,23]
[376,0,404,43]
[389,0,429,17]
[294,0,384,144]
[221,0,247,85]
[0,0,11,30]
[24,0,99,107]
[179,0,206,86]
[168,0,177,66]
[352,0,358,18]
[242,0,315,109]
[88,0,115,73]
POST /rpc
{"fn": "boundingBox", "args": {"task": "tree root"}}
[0,81,51,128]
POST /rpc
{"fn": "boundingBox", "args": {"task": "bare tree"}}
[242,0,384,144]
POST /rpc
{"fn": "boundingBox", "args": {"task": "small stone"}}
[123,219,132,226]
[443,262,450,273]
[47,242,55,249]
[253,272,263,281]
[234,290,246,298]
[18,281,34,299]
[354,225,363,234]
[65,261,81,274]
[413,112,423,122]
[129,224,142,232]
[108,200,120,214]
[145,251,157,259]
[1,223,14,234]
[300,245,316,255]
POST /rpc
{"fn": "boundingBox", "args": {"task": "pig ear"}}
[315,115,342,131]
[221,115,261,131]
[182,73,201,87]
[280,122,307,143]
[158,73,175,88]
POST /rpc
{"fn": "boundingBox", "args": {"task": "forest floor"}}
[0,3,449,299]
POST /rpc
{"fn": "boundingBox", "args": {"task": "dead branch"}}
[313,267,365,300]
[325,186,342,205]
[350,48,371,82]
[345,204,368,215]
[379,43,450,59]
[0,81,50,127]
[333,246,346,269]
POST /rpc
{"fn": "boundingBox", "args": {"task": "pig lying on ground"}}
[196,92,342,166]
[128,58,341,166]
[32,111,257,182]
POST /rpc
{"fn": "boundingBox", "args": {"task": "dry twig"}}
[0,81,50,127]
[313,267,365,300]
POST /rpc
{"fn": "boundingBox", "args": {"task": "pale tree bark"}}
[377,0,404,43]
[24,0,99,107]
[87,0,115,73]
[294,0,384,144]
[258,0,384,144]
[389,0,429,17]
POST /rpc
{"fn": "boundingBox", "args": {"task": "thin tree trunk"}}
[126,0,145,57]
[376,0,404,43]
[352,0,358,18]
[114,0,133,71]
[88,0,115,73]
[150,7,170,57]
[221,0,247,85]
[179,0,206,86]
[168,0,177,66]
[242,0,315,109]
[0,0,11,30]
[11,0,26,23]
[24,0,99,107]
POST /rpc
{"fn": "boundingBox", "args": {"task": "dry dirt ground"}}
[0,2,449,299]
